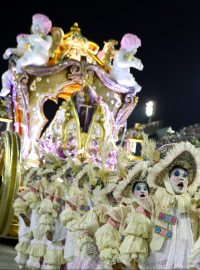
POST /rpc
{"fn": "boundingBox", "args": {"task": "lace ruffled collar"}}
[154,187,191,214]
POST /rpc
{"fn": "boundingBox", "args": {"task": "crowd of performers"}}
[13,140,200,270]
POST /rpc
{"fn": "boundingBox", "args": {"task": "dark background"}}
[1,1,200,131]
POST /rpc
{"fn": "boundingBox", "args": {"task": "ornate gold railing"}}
[0,131,21,237]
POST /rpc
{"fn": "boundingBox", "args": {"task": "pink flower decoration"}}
[160,228,166,236]
[170,217,176,223]
[159,213,165,219]
[120,33,141,51]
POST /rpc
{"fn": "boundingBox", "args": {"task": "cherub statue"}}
[110,33,143,90]
[3,13,52,74]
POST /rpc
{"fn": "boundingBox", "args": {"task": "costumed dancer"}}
[60,195,80,269]
[113,161,152,269]
[41,182,66,270]
[95,208,122,270]
[65,166,103,270]
[140,141,200,269]
[13,189,32,269]
[23,181,42,269]
[75,198,102,270]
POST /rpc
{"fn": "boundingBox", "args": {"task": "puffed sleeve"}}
[95,223,121,269]
[23,191,40,209]
[76,209,100,258]
[13,197,28,217]
[119,210,152,267]
[60,207,79,231]
[39,198,53,214]
[78,209,99,232]
[38,198,55,235]
[94,204,108,224]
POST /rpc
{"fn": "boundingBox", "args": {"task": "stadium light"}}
[145,100,154,123]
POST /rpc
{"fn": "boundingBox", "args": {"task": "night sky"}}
[1,1,200,131]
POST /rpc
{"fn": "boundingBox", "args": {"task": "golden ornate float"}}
[0,17,142,238]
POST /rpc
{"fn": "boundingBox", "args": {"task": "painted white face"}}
[133,182,149,199]
[169,167,188,194]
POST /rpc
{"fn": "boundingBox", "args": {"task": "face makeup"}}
[169,167,188,194]
[133,182,149,199]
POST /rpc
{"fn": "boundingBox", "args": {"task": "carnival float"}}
[1,13,200,270]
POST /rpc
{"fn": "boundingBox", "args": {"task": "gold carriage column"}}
[125,123,144,161]
[0,131,21,237]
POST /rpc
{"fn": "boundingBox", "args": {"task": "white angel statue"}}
[110,33,143,90]
[3,13,52,74]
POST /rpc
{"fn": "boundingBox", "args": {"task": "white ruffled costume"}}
[140,184,194,269]
[120,207,152,267]
[13,195,32,268]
